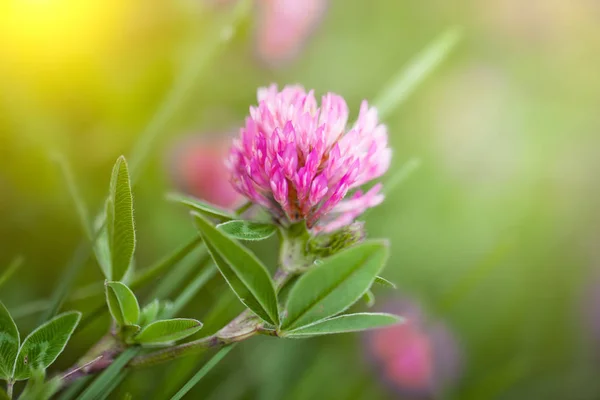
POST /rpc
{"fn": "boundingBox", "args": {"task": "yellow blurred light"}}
[0,0,124,71]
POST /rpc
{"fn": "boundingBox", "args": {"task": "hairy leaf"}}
[0,302,19,380]
[138,300,160,327]
[134,319,202,345]
[13,312,81,380]
[216,220,276,241]
[105,281,140,327]
[284,313,402,338]
[107,156,136,281]
[281,241,388,331]
[194,213,279,325]
[374,276,397,289]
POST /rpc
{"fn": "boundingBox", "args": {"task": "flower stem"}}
[278,222,313,273]
[6,380,13,399]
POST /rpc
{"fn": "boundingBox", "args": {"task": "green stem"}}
[278,222,312,273]
[6,380,13,399]
[128,335,224,368]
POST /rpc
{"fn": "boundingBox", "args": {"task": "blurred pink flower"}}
[227,84,391,232]
[255,0,327,66]
[206,0,327,66]
[365,299,463,398]
[170,135,242,209]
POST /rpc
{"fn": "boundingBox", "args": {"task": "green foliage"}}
[18,369,62,400]
[78,348,140,400]
[283,313,402,338]
[170,345,236,400]
[138,299,160,327]
[216,220,276,241]
[0,303,19,380]
[281,241,389,332]
[168,193,235,222]
[362,290,376,308]
[306,223,365,258]
[13,312,81,380]
[105,281,140,327]
[134,319,203,346]
[194,213,279,325]
[0,256,24,290]
[373,276,397,289]
[106,156,136,281]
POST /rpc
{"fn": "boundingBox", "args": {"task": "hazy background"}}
[1,0,600,399]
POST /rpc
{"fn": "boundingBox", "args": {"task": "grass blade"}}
[78,348,140,400]
[131,236,202,291]
[38,241,91,324]
[128,0,252,182]
[373,27,462,120]
[0,256,24,290]
[56,376,91,400]
[52,153,93,240]
[169,345,235,400]
[166,266,218,318]
[36,0,251,327]
[382,157,421,196]
[149,246,211,302]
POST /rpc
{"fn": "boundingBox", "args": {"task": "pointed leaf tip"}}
[107,156,136,281]
[193,212,279,325]
[168,193,235,222]
[283,313,403,338]
[281,240,389,331]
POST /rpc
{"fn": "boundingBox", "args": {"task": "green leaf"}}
[105,281,140,327]
[13,311,81,380]
[216,220,276,241]
[363,290,375,308]
[0,302,19,380]
[94,211,112,279]
[107,156,136,281]
[374,276,397,289]
[134,319,202,345]
[138,300,160,327]
[281,241,389,332]
[283,313,403,338]
[168,193,235,222]
[120,325,141,343]
[193,213,279,325]
[170,345,235,400]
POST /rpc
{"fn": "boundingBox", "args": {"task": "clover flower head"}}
[228,84,391,232]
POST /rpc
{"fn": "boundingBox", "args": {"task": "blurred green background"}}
[1,0,600,398]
